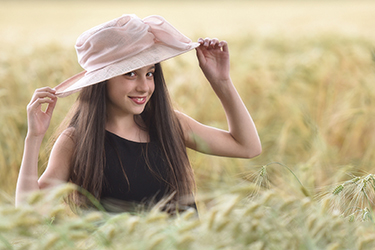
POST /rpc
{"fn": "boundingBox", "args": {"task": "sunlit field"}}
[1,0,375,249]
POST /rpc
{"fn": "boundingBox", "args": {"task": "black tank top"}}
[101,130,169,205]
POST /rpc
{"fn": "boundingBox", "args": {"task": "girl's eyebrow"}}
[148,66,156,71]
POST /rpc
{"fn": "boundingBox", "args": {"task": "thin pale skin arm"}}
[16,87,57,206]
[176,38,261,159]
[16,131,73,206]
[16,136,44,206]
[15,87,71,206]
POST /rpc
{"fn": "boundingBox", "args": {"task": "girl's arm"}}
[15,87,71,206]
[176,38,261,159]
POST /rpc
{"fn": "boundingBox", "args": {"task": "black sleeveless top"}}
[101,130,170,206]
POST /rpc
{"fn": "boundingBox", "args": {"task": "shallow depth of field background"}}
[1,1,375,249]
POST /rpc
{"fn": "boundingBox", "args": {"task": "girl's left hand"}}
[196,38,230,85]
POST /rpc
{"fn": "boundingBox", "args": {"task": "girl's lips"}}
[129,96,147,105]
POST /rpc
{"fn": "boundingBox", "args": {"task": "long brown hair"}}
[66,63,195,207]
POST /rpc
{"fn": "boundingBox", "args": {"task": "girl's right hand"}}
[26,87,58,138]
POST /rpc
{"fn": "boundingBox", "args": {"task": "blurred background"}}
[2,0,375,46]
[1,0,375,204]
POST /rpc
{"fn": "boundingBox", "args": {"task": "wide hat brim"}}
[55,41,200,97]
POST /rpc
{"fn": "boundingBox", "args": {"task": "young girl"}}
[16,15,261,212]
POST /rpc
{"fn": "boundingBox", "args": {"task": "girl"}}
[15,15,261,212]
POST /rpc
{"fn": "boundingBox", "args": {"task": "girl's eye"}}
[146,72,154,77]
[125,72,136,77]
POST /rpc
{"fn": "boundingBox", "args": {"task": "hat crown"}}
[75,15,193,73]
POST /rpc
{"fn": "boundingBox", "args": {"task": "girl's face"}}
[106,65,155,117]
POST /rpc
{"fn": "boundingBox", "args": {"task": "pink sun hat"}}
[54,14,200,97]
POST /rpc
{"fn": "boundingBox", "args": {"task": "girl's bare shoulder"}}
[51,127,76,154]
[61,127,76,140]
[38,127,76,189]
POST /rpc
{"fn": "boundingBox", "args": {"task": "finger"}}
[45,96,58,116]
[219,40,228,52]
[31,87,56,101]
[28,94,57,111]
[203,37,211,47]
[198,38,204,44]
[29,97,56,109]
[30,91,57,105]
[34,87,56,95]
[209,38,220,48]
[195,46,206,65]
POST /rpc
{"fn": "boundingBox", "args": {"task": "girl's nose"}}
[136,77,149,92]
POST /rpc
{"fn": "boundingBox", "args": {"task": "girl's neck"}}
[106,115,149,143]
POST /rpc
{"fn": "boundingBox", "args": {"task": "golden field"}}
[1,1,375,249]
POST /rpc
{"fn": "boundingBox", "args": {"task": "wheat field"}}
[1,0,375,249]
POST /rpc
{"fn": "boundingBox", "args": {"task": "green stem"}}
[265,162,304,187]
[77,186,106,212]
[264,162,309,196]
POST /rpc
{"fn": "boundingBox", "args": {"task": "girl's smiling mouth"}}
[129,96,147,105]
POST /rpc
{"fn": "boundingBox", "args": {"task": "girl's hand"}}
[26,87,57,138]
[196,38,230,85]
